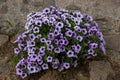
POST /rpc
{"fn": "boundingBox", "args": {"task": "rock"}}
[55,0,73,8]
[0,34,9,47]
[43,0,56,8]
[0,4,8,14]
[89,61,113,80]
[33,1,43,7]
[20,5,29,14]
[77,72,89,80]
[104,35,120,51]
[107,50,120,69]
[39,70,57,80]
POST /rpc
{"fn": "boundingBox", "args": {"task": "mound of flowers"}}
[14,6,105,78]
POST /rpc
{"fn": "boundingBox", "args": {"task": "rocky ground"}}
[0,0,120,80]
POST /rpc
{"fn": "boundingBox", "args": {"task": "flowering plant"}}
[14,6,105,78]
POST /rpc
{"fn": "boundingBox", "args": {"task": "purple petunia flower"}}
[54,39,59,45]
[42,63,49,70]
[56,22,64,28]
[14,48,20,54]
[47,45,54,51]
[99,43,106,54]
[47,56,53,62]
[46,40,51,45]
[76,36,83,42]
[39,46,45,53]
[29,34,36,41]
[40,38,46,43]
[48,33,54,40]
[81,28,87,34]
[89,43,98,49]
[37,60,43,65]
[54,48,61,53]
[58,64,64,71]
[73,60,78,68]
[21,73,27,79]
[88,49,94,55]
[65,30,73,37]
[43,8,50,14]
[67,50,74,57]
[16,68,23,75]
[35,20,42,26]
[63,62,70,69]
[33,27,39,33]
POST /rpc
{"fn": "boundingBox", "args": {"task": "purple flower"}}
[33,27,39,33]
[60,46,65,52]
[89,43,98,49]
[74,26,81,32]
[74,44,81,53]
[35,20,42,26]
[39,46,45,53]
[42,63,49,70]
[14,48,20,54]
[48,33,54,40]
[40,38,46,43]
[16,68,23,75]
[36,34,42,38]
[56,22,64,28]
[84,23,90,28]
[58,64,64,71]
[99,43,106,54]
[47,56,53,62]
[29,34,36,41]
[46,40,51,45]
[42,18,49,24]
[54,30,60,36]
[73,60,78,67]
[54,39,59,45]
[59,39,65,45]
[76,36,83,42]
[47,45,54,51]
[81,28,87,34]
[52,64,58,69]
[18,44,24,50]
[52,59,59,65]
[54,48,61,53]
[88,49,94,55]
[43,8,50,14]
[63,62,70,69]
[65,30,73,37]
[21,73,27,79]
[67,50,74,57]
[37,60,43,65]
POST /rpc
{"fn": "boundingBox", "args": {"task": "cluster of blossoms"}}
[14,6,105,78]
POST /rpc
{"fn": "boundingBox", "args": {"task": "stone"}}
[0,4,8,14]
[0,0,7,2]
[66,4,81,10]
[39,71,56,80]
[43,0,56,8]
[22,0,30,4]
[77,72,89,80]
[89,61,113,80]
[104,35,120,51]
[0,34,9,47]
[55,0,73,8]
[107,50,120,68]
[33,1,43,7]
[20,6,29,14]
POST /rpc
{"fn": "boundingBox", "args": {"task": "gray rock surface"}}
[89,61,113,80]
[0,34,8,47]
